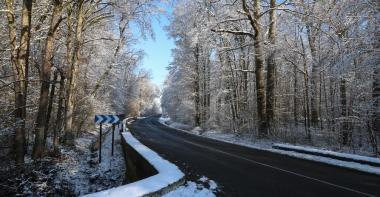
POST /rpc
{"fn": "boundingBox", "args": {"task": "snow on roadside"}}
[54,134,95,195]
[55,125,125,196]
[159,117,273,150]
[158,117,171,124]
[98,125,126,180]
[265,148,380,175]
[158,117,380,176]
[159,117,193,131]
[204,132,380,175]
[85,128,184,197]
[164,176,218,197]
[273,143,380,166]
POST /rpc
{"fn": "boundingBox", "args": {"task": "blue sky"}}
[132,11,174,89]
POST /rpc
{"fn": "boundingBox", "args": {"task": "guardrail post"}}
[99,123,102,163]
[112,124,115,156]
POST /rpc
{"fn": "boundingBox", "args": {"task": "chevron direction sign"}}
[95,115,120,124]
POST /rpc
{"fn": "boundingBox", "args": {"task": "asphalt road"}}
[128,116,380,197]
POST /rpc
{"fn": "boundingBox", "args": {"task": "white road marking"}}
[182,139,376,197]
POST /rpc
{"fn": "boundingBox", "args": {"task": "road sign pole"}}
[99,123,102,163]
[95,114,124,161]
[111,124,115,156]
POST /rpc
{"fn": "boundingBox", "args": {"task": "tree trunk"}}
[33,0,62,158]
[319,70,324,130]
[306,24,320,127]
[205,56,211,126]
[5,0,21,164]
[18,0,32,142]
[63,8,72,130]
[301,36,311,141]
[202,55,207,127]
[340,78,348,145]
[242,0,267,137]
[54,73,65,153]
[194,45,201,127]
[323,72,331,133]
[65,0,84,145]
[5,0,32,164]
[239,37,248,128]
[294,63,298,126]
[44,71,58,142]
[266,0,276,130]
[228,52,240,132]
[371,57,379,154]
[253,0,267,136]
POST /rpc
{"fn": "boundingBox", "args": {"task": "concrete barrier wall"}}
[120,132,158,182]
[84,126,184,197]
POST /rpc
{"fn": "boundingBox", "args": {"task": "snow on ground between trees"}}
[55,126,125,195]
[0,127,126,196]
[159,117,380,176]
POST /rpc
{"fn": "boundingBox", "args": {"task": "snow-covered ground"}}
[159,117,380,176]
[0,126,126,196]
[273,143,380,166]
[86,125,221,197]
[159,117,274,150]
[164,176,218,197]
[86,128,184,197]
[55,125,125,195]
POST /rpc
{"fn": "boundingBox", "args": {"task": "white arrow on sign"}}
[95,115,104,124]
[105,115,111,123]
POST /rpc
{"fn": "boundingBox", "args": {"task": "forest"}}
[161,0,379,156]
[1,0,160,195]
[0,0,379,196]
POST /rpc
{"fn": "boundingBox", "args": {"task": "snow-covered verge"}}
[159,117,193,131]
[164,176,218,197]
[273,143,380,167]
[265,147,380,176]
[159,117,380,176]
[0,127,126,196]
[0,156,60,196]
[56,126,126,195]
[85,128,185,197]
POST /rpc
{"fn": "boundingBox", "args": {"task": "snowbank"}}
[273,143,380,167]
[159,117,193,131]
[163,176,218,197]
[264,148,380,175]
[84,127,184,197]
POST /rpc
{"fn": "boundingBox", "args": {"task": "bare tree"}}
[266,0,277,130]
[5,0,33,164]
[33,0,63,158]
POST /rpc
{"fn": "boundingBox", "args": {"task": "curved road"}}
[129,116,380,197]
